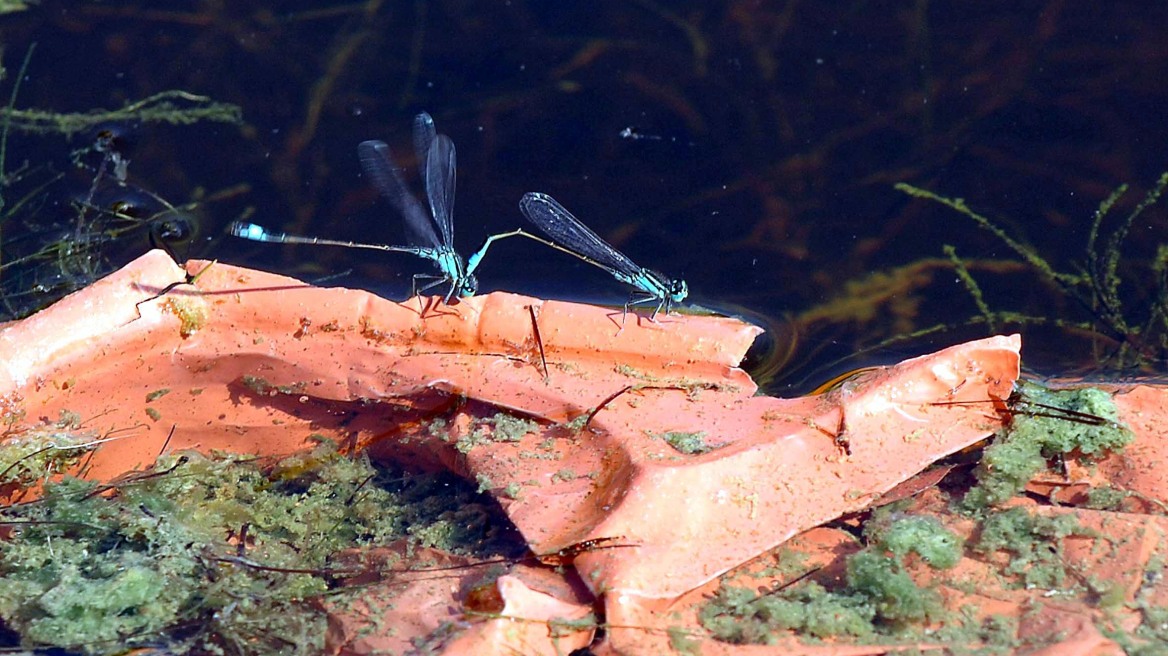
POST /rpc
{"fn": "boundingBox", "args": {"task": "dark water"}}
[2,1,1166,392]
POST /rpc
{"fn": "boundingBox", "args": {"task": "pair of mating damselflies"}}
[228,112,688,319]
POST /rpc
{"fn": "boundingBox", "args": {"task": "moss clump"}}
[870,514,964,570]
[550,468,578,483]
[699,512,959,643]
[0,439,520,654]
[963,381,1134,509]
[502,482,523,499]
[973,507,1095,590]
[144,388,171,403]
[1017,383,1133,456]
[0,428,97,487]
[485,412,539,442]
[844,551,942,625]
[1103,555,1168,652]
[455,412,539,453]
[1119,604,1168,655]
[651,430,721,455]
[164,295,208,338]
[667,625,702,655]
[1083,485,1132,511]
[699,583,876,643]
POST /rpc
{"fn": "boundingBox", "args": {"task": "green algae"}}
[963,380,1134,510]
[0,427,98,488]
[652,430,721,455]
[0,436,520,654]
[697,379,1140,650]
[973,508,1097,590]
[869,513,964,570]
[699,511,960,643]
[455,412,540,454]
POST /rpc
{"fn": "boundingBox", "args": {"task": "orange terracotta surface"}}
[1,251,758,474]
[321,546,596,655]
[9,249,1163,653]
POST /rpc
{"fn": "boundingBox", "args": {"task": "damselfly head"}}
[84,122,139,158]
[150,211,197,246]
[669,278,689,303]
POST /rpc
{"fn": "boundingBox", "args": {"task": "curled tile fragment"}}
[0,251,758,481]
[5,249,1095,655]
[571,334,1019,601]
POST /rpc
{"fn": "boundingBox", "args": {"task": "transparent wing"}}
[412,113,440,245]
[424,134,457,248]
[413,112,436,172]
[518,192,641,278]
[357,139,439,249]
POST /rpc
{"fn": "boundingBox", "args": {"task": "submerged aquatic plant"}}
[0,46,245,321]
[0,2,36,15]
[898,174,1168,371]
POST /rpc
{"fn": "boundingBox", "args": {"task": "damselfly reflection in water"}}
[230,112,481,303]
[467,192,688,321]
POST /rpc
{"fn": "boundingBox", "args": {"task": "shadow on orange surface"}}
[1,250,1163,654]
